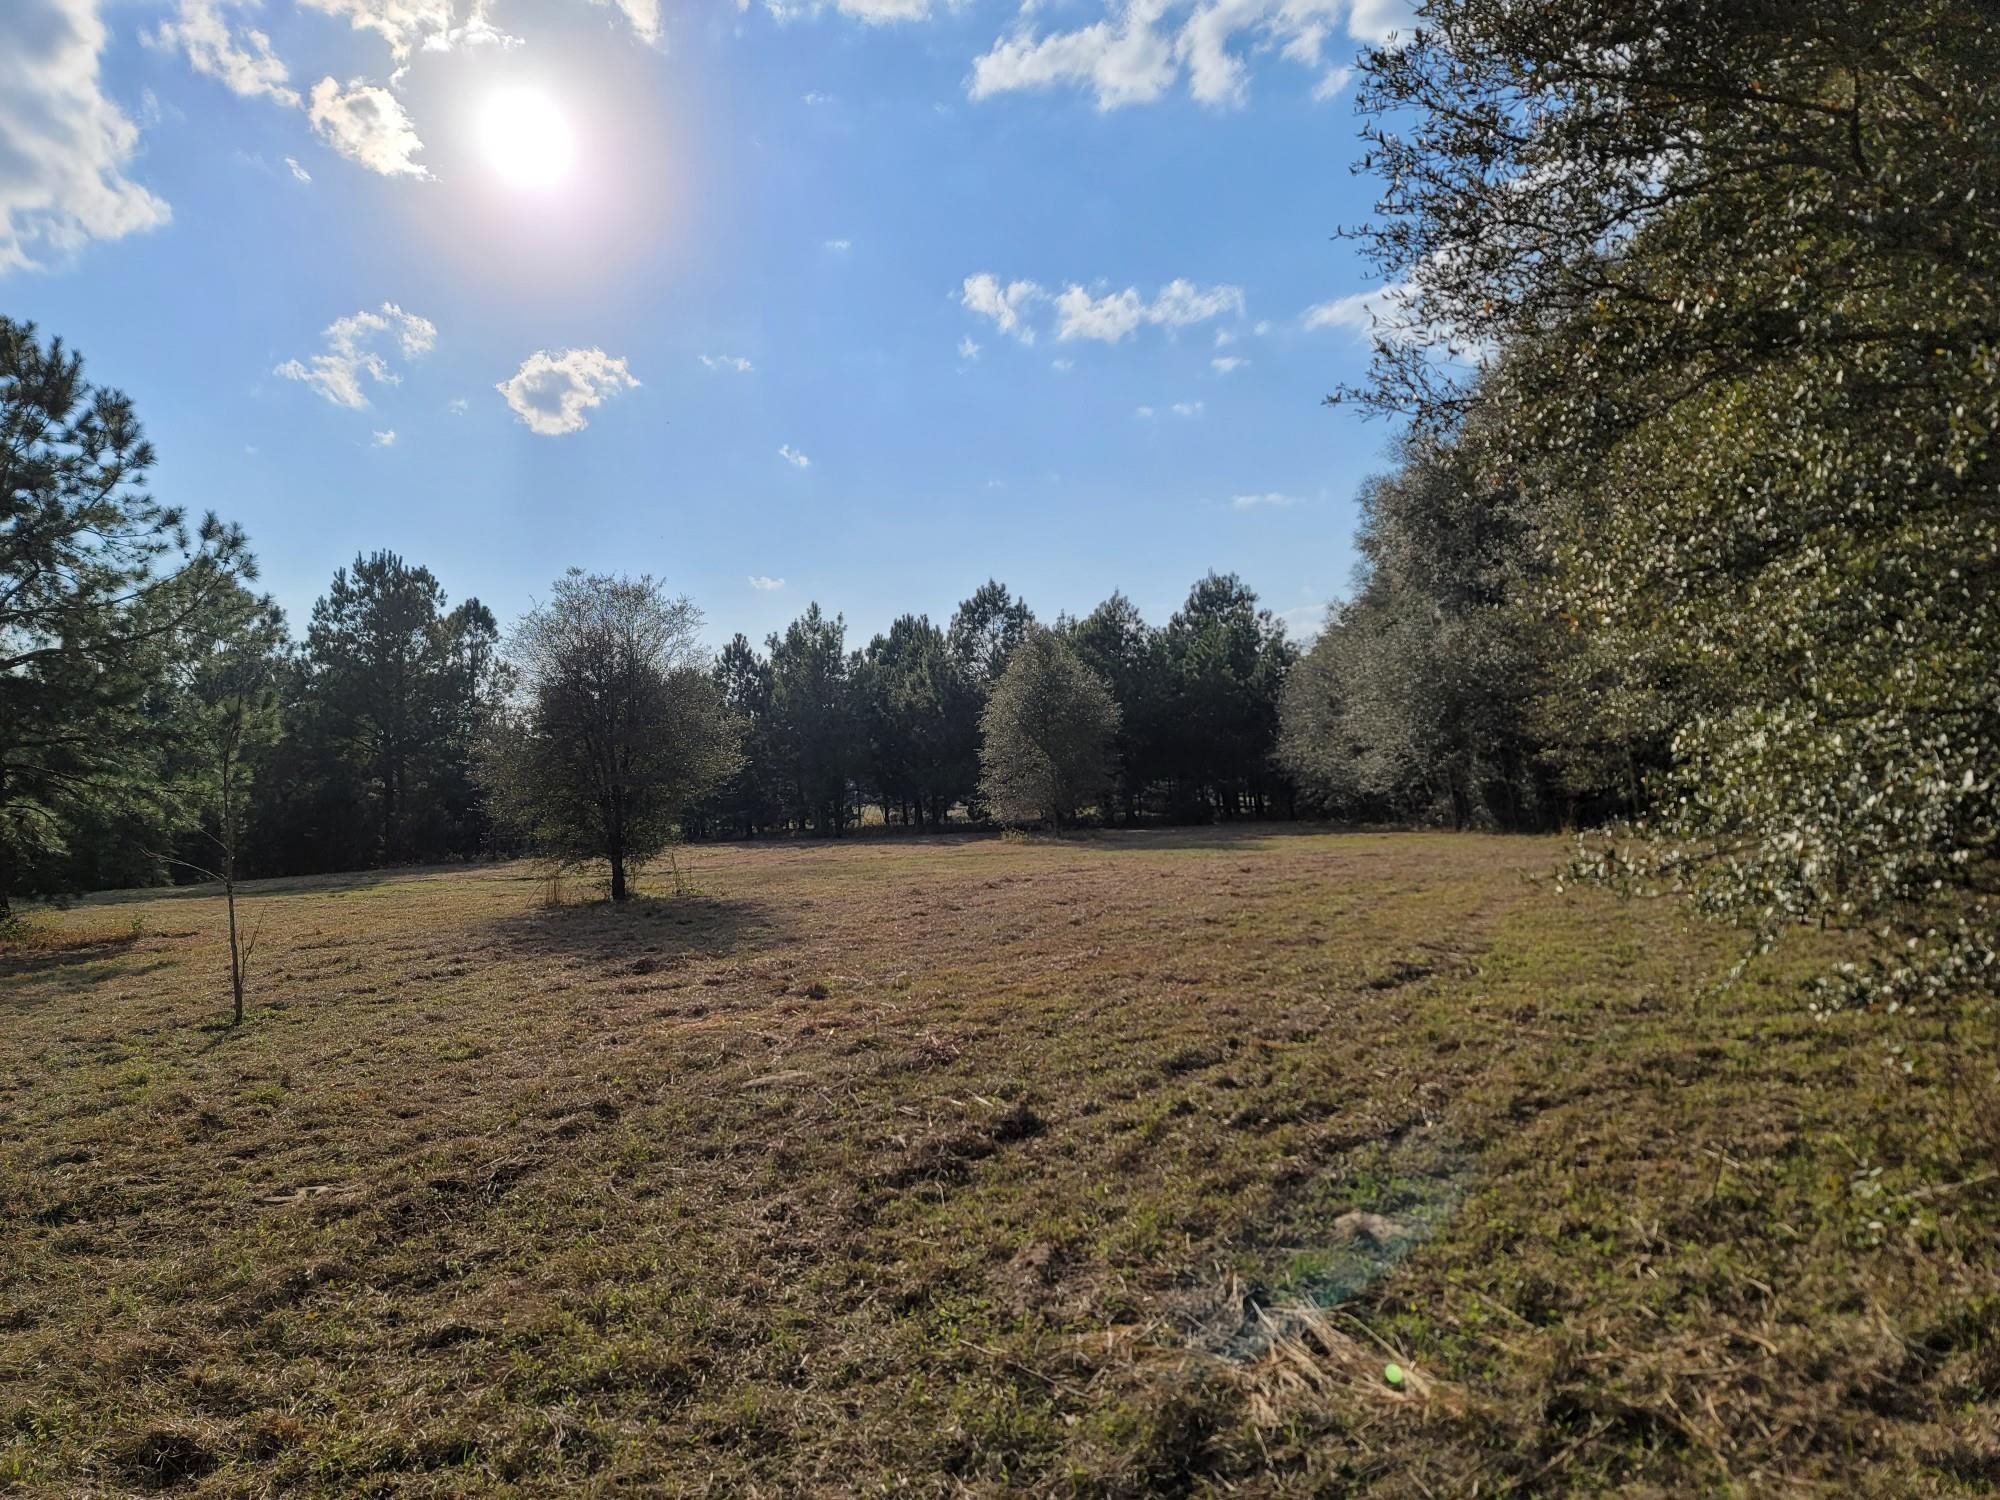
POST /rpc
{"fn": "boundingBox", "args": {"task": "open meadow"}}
[3,829,1997,1496]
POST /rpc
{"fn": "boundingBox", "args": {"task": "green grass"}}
[1,828,1996,1495]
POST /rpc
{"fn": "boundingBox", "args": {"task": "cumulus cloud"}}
[970,1,1177,109]
[961,273,1045,343]
[276,303,437,409]
[372,428,397,446]
[495,348,639,435]
[0,0,172,273]
[700,353,755,372]
[778,443,811,468]
[146,0,299,106]
[970,0,1411,111]
[957,335,981,361]
[749,575,786,591]
[308,77,430,177]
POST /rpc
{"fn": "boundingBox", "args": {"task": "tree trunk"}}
[226,872,244,1026]
[607,795,629,901]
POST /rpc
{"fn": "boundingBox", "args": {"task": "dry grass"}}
[1,828,1996,1495]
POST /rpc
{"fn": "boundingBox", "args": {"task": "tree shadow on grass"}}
[0,931,145,981]
[489,893,787,969]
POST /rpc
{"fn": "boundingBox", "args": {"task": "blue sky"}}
[4,0,1410,647]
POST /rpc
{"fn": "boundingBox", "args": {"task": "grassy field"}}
[2,828,1997,1496]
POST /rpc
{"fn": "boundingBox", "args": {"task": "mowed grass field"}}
[2,829,1997,1497]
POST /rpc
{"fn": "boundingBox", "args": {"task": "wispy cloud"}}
[824,237,852,252]
[778,443,811,468]
[963,272,1245,346]
[957,334,982,361]
[1303,281,1411,341]
[284,156,311,182]
[1211,355,1248,374]
[1231,491,1298,509]
[700,353,755,373]
[276,303,436,409]
[147,0,300,107]
[749,574,786,591]
[1172,400,1205,418]
[371,428,396,446]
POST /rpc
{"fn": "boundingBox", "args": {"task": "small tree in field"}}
[481,572,738,901]
[979,627,1119,830]
[172,590,286,1025]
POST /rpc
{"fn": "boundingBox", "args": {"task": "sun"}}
[479,85,578,191]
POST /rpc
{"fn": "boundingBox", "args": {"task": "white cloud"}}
[448,396,469,413]
[0,0,172,273]
[749,575,786,591]
[778,443,811,468]
[970,1,1178,110]
[1302,281,1411,341]
[496,348,638,435]
[295,0,516,63]
[1231,491,1297,509]
[603,0,662,44]
[1149,277,1245,327]
[1051,357,1074,372]
[1252,319,1273,335]
[1212,354,1248,373]
[957,334,981,361]
[969,0,1411,111]
[1135,404,1155,419]
[1054,284,1145,342]
[1052,277,1244,342]
[836,0,934,19]
[308,77,430,177]
[1278,601,1327,639]
[1313,63,1354,100]
[700,353,755,372]
[823,237,852,251]
[372,428,397,446]
[285,155,311,182]
[961,273,1045,343]
[802,89,834,104]
[276,303,436,409]
[146,0,299,107]
[1172,399,1204,417]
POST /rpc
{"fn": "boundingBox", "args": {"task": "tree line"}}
[0,322,1303,918]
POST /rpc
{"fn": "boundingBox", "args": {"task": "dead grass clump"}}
[113,1426,218,1490]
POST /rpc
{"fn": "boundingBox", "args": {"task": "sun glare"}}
[479,85,578,191]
